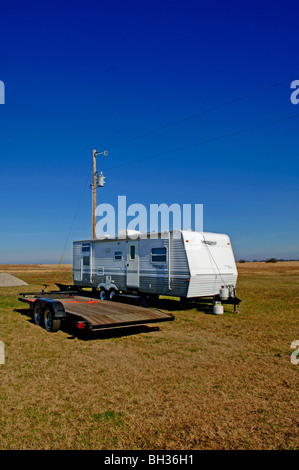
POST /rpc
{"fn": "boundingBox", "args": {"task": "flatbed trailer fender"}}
[31,298,67,319]
[19,296,67,319]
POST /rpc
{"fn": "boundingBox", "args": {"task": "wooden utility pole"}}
[92,149,108,239]
[92,149,97,239]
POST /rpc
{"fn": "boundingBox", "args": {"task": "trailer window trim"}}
[151,247,167,263]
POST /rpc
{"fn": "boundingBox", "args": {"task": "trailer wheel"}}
[108,289,117,301]
[99,288,107,301]
[33,301,43,327]
[44,307,61,333]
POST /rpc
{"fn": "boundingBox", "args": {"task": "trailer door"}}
[126,242,139,288]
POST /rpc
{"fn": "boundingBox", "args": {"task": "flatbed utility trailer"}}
[18,290,174,333]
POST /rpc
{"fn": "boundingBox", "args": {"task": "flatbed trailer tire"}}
[44,306,61,333]
[33,301,44,327]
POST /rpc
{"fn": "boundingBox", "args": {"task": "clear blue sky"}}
[0,0,298,263]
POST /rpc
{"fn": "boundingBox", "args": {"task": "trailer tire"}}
[99,288,107,301]
[33,301,44,327]
[108,289,117,301]
[44,306,61,333]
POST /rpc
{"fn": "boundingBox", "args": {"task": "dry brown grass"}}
[0,262,298,450]
[237,261,299,276]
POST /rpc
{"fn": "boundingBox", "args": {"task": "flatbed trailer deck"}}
[18,291,174,333]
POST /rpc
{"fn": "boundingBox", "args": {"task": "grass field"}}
[0,262,298,450]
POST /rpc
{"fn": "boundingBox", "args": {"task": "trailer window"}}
[83,256,90,266]
[151,247,167,263]
[129,245,136,260]
[114,251,122,260]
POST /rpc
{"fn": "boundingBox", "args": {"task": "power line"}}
[107,74,297,150]
[104,112,299,172]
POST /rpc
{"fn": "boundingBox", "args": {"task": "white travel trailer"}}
[73,230,238,302]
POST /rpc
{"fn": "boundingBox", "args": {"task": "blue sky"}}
[0,0,298,263]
